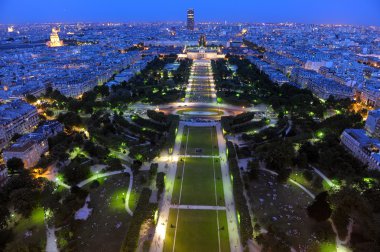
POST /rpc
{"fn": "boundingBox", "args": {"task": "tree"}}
[62,159,91,185]
[299,142,319,163]
[25,94,37,104]
[256,141,295,172]
[307,191,332,222]
[9,188,39,218]
[4,240,33,252]
[95,85,110,97]
[247,160,260,180]
[277,168,291,183]
[45,109,54,117]
[0,229,13,251]
[3,171,37,196]
[303,169,314,182]
[106,158,123,171]
[131,160,142,174]
[0,206,10,229]
[40,180,61,214]
[330,187,373,240]
[57,112,82,129]
[6,158,24,174]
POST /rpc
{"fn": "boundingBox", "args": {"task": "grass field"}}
[172,157,225,206]
[180,126,219,156]
[163,209,230,252]
[74,174,133,252]
[247,170,336,250]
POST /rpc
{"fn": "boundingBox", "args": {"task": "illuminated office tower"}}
[187,9,195,31]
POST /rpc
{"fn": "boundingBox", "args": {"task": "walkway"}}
[150,122,185,252]
[310,165,338,189]
[178,154,219,158]
[45,225,58,252]
[215,123,243,252]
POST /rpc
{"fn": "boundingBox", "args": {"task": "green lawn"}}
[74,174,133,252]
[180,127,219,156]
[248,170,336,249]
[164,209,229,252]
[172,157,224,206]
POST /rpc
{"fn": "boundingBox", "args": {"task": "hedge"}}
[226,141,253,246]
[221,112,256,133]
[133,114,169,132]
[156,172,165,200]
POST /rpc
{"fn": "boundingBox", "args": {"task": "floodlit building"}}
[2,120,63,169]
[46,27,64,47]
[3,133,48,168]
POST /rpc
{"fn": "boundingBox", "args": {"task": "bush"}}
[149,163,158,181]
[156,172,165,200]
[226,141,253,246]
[303,170,314,182]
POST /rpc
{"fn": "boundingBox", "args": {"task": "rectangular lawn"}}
[172,157,225,206]
[180,127,219,156]
[164,209,230,252]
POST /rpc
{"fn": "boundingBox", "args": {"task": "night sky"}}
[1,0,379,26]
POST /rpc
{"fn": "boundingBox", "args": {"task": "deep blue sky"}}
[1,0,379,26]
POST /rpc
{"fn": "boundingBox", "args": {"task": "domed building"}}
[46,27,64,47]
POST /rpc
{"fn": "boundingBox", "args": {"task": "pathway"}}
[45,225,58,252]
[150,122,185,252]
[310,165,338,189]
[178,154,219,158]
[215,123,243,252]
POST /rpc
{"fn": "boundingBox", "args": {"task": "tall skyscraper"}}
[187,9,194,31]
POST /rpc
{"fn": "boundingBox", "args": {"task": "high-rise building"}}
[187,9,194,31]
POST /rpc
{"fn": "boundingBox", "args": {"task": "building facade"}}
[0,100,39,150]
[340,129,380,170]
[187,9,195,31]
[2,120,63,169]
[365,109,380,137]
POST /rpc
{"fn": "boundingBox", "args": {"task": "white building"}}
[340,129,380,170]
[0,100,39,150]
[3,134,48,168]
[2,120,63,169]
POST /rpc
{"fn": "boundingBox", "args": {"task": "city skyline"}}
[0,0,380,26]
[1,2,380,252]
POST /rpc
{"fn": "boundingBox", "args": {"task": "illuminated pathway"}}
[151,58,242,252]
